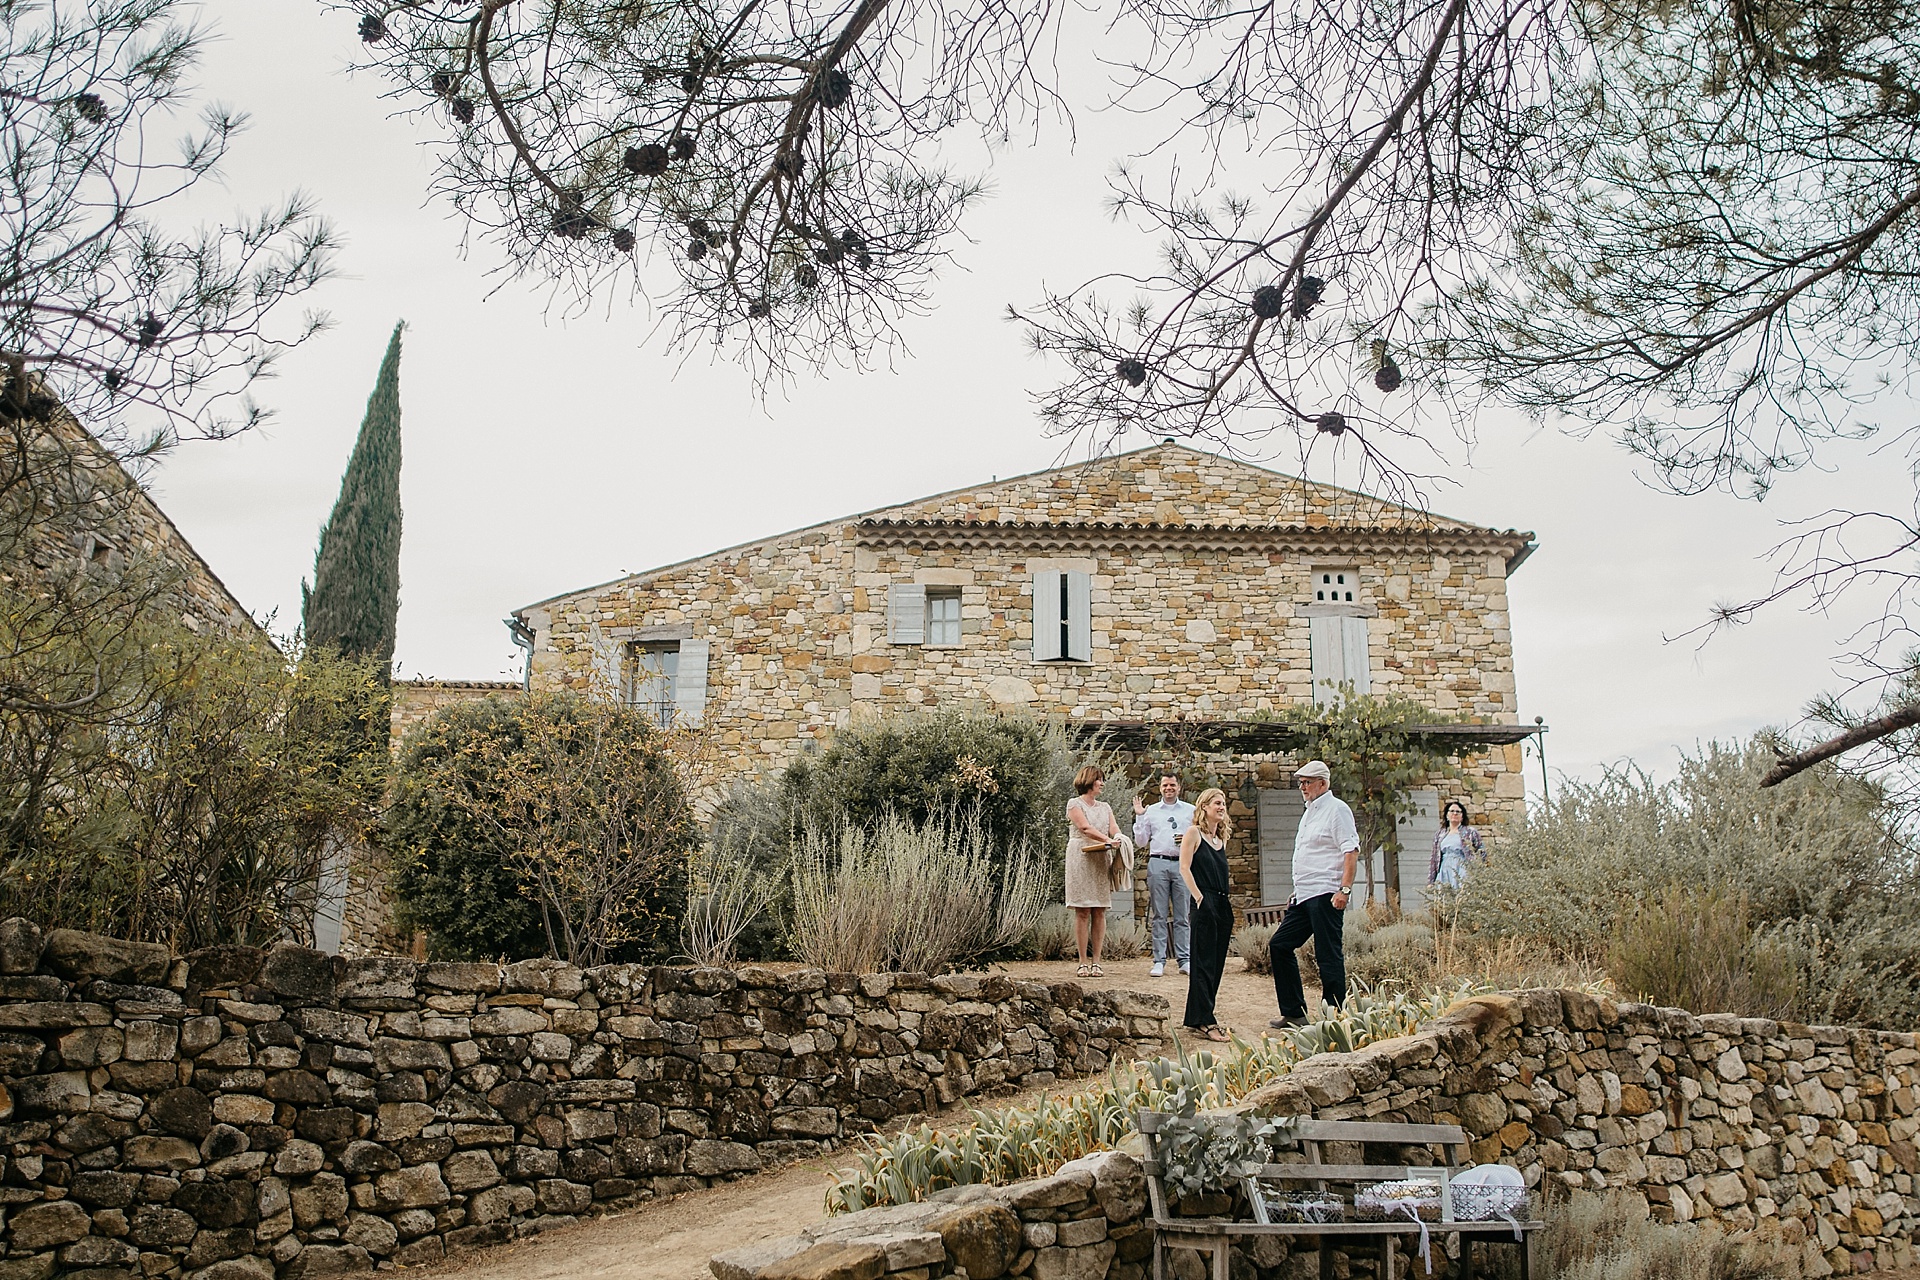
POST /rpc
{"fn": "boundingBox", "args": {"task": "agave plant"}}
[824,979,1495,1213]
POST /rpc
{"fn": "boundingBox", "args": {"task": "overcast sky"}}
[143,0,1913,794]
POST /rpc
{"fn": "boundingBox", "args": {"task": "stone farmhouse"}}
[511,443,1542,917]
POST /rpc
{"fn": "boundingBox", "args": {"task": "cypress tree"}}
[303,322,403,671]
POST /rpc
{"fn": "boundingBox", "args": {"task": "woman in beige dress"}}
[1066,765,1125,978]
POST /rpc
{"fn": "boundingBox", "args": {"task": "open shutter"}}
[1309,615,1344,705]
[674,638,710,726]
[888,584,926,645]
[1340,615,1371,696]
[1032,570,1064,661]
[1065,571,1092,662]
[1395,788,1439,914]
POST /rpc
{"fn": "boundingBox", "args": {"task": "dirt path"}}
[419,960,1300,1280]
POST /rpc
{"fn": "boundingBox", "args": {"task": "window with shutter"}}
[628,642,681,726]
[888,584,927,645]
[925,588,961,646]
[1033,570,1092,662]
[1339,614,1371,696]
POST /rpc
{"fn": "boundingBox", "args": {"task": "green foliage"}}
[825,981,1489,1213]
[1,630,387,948]
[1609,887,1800,1021]
[389,691,698,965]
[303,322,403,670]
[781,709,1082,860]
[387,697,547,961]
[1453,739,1920,1026]
[1264,690,1464,871]
[1344,911,1439,990]
[1156,1111,1295,1202]
[708,709,1125,959]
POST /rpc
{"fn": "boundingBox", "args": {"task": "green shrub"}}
[1346,916,1439,990]
[1452,739,1920,1026]
[1609,887,1800,1019]
[1103,915,1147,959]
[1,632,386,948]
[387,697,546,961]
[390,692,697,965]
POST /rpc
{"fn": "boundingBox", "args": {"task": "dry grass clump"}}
[789,812,1050,972]
[1483,1191,1800,1280]
[1232,923,1276,974]
[1024,904,1147,961]
[1103,914,1147,959]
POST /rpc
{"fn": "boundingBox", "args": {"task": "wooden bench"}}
[1137,1113,1543,1280]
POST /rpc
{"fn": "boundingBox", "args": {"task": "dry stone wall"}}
[0,921,1168,1280]
[719,991,1920,1280]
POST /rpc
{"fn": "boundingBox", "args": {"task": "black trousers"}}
[1183,896,1233,1028]
[1269,892,1346,1019]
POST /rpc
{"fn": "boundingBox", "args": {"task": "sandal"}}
[1088,963,1104,979]
[1205,1025,1231,1043]
[1076,963,1093,978]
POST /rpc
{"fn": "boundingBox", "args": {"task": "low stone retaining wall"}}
[718,990,1920,1280]
[0,920,1168,1279]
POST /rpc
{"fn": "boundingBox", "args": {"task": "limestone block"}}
[41,928,170,983]
[9,1200,91,1250]
[374,1164,451,1210]
[938,1203,1023,1278]
[1028,1241,1118,1280]
[0,917,45,973]
[758,1242,887,1280]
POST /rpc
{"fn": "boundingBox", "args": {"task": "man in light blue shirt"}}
[1132,771,1195,977]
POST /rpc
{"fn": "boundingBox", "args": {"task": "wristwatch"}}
[1338,886,1354,897]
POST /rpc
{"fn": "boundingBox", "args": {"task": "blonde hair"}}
[1073,764,1104,796]
[1193,788,1233,840]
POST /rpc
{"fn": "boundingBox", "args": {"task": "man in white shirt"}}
[1267,760,1360,1028]
[1132,771,1194,978]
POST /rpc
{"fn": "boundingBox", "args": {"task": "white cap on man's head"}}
[1296,760,1332,781]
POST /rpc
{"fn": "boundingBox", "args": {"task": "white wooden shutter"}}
[1309,615,1344,705]
[1340,615,1371,696]
[1032,571,1065,661]
[1257,787,1305,906]
[1395,788,1440,914]
[674,638,710,726]
[1065,571,1092,662]
[888,584,926,645]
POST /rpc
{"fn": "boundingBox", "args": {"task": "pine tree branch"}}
[1760,705,1920,788]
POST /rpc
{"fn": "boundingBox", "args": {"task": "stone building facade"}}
[513,444,1538,913]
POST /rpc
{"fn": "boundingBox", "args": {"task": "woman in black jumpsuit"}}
[1179,787,1234,1041]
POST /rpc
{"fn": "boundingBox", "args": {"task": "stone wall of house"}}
[387,682,522,753]
[520,445,1533,906]
[0,921,1168,1280]
[717,992,1920,1280]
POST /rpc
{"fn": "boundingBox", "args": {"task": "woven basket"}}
[1262,1192,1345,1224]
[1354,1182,1442,1222]
[1452,1184,1528,1222]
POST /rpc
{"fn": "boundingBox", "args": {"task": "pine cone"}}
[552,207,595,240]
[668,133,696,161]
[611,228,636,253]
[819,68,854,109]
[772,150,803,178]
[795,263,819,289]
[104,370,123,394]
[687,218,711,239]
[681,72,702,96]
[1315,411,1347,436]
[136,315,161,349]
[687,238,708,261]
[358,13,386,41]
[1290,276,1324,320]
[1250,285,1284,319]
[748,299,772,319]
[431,72,455,99]
[1115,358,1147,388]
[1374,357,1402,393]
[625,144,670,177]
[840,228,865,251]
[816,242,847,265]
[450,97,474,124]
[70,93,107,124]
